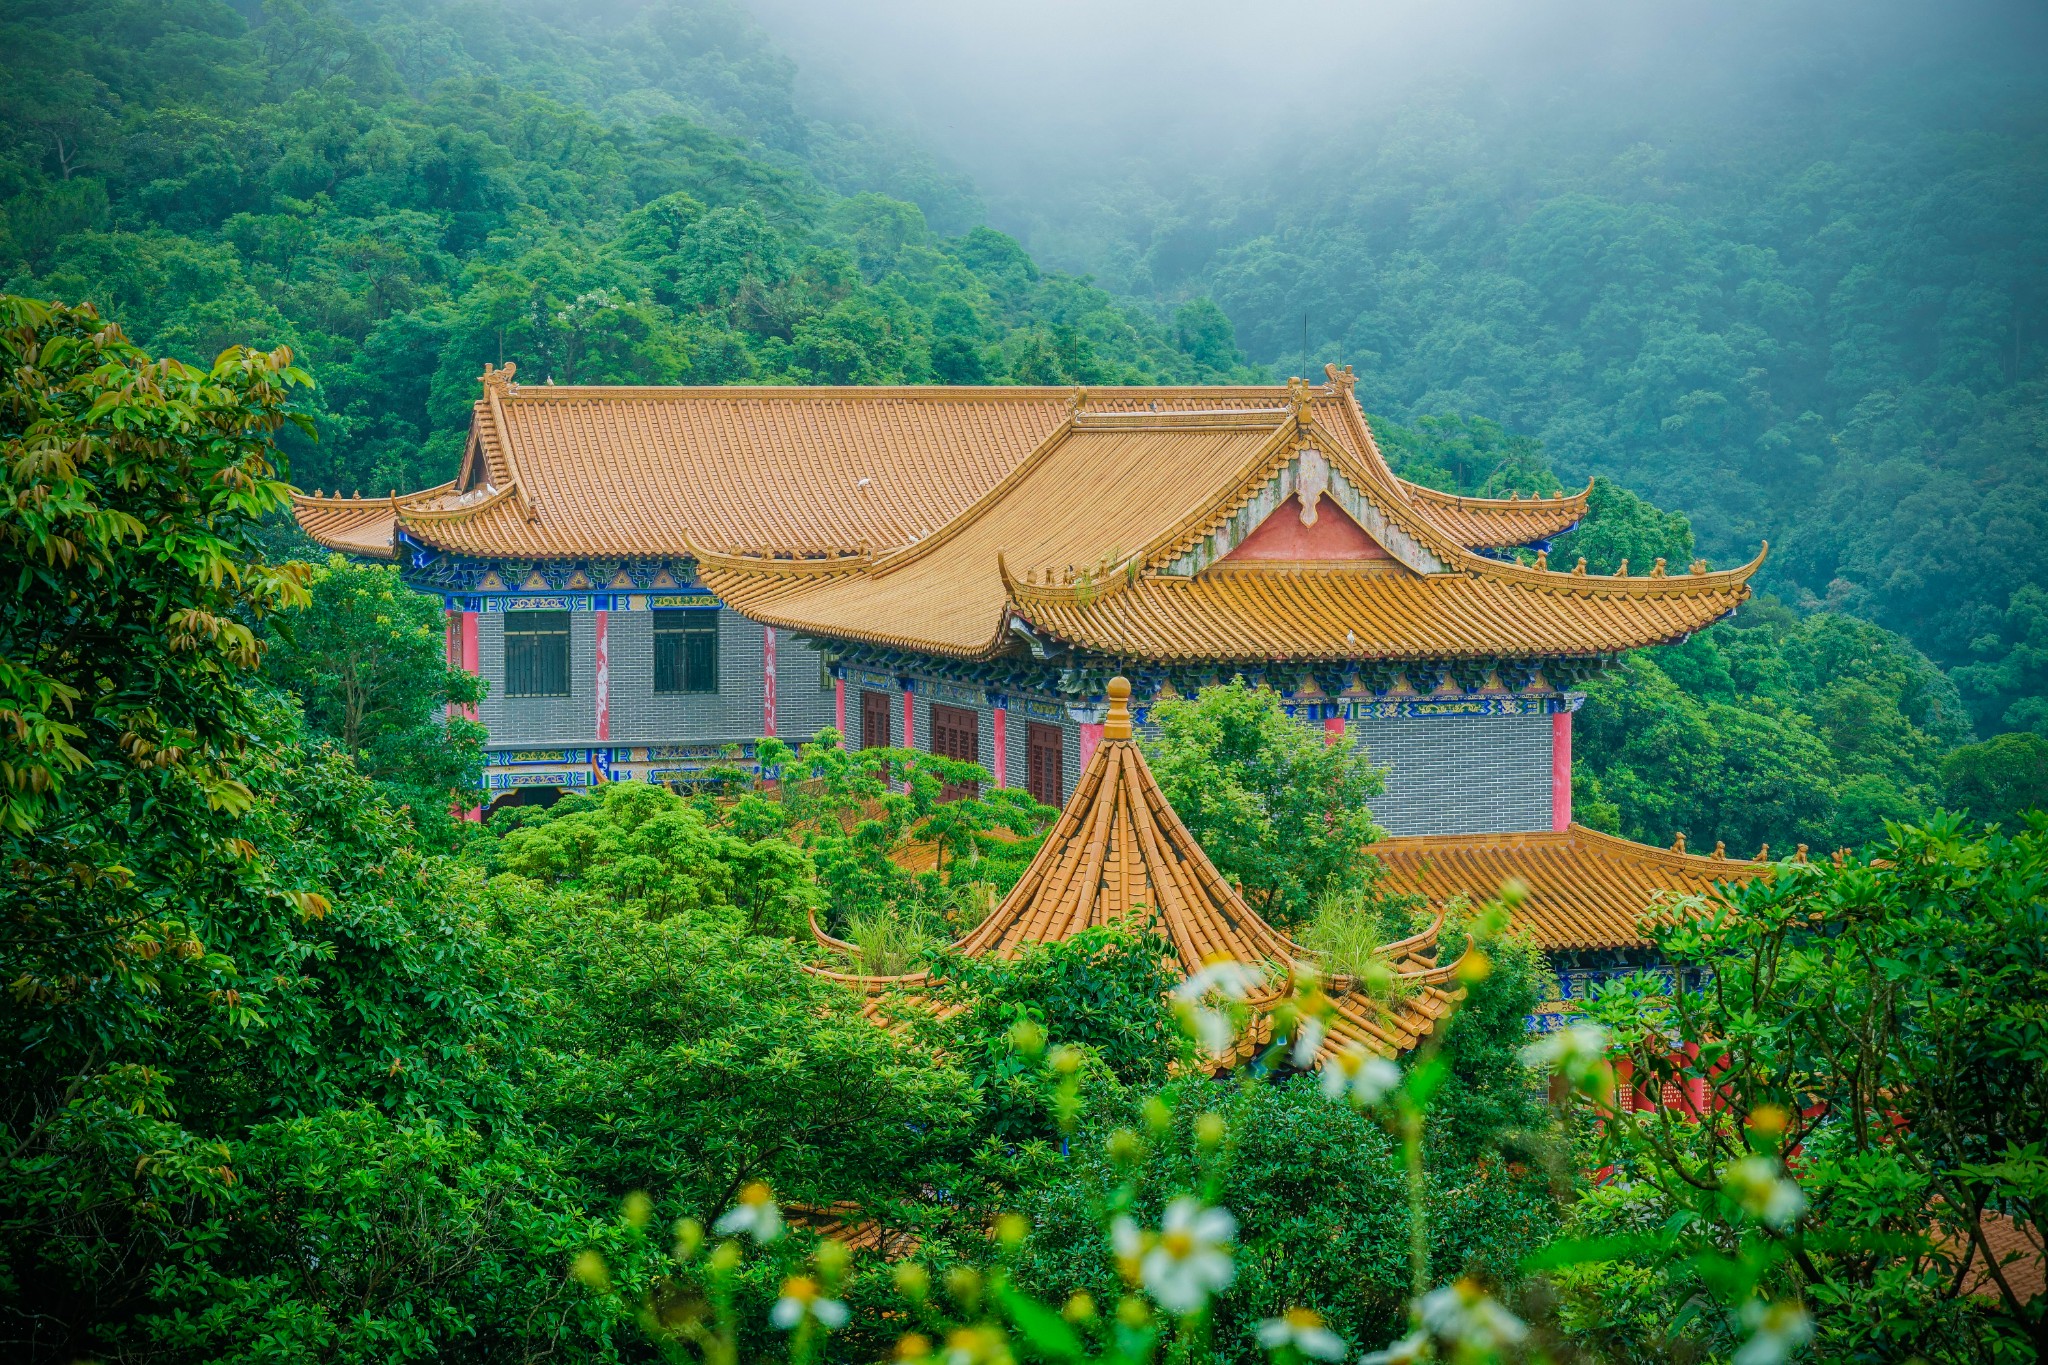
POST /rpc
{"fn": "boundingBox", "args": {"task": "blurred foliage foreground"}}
[3,302,2044,1362]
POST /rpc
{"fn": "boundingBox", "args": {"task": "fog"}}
[746,0,2043,264]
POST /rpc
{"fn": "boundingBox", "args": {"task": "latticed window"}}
[653,610,718,693]
[862,689,892,748]
[504,611,570,697]
[1027,721,1063,806]
[930,703,979,802]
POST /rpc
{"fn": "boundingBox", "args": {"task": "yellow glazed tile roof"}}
[1004,559,1756,663]
[293,366,1760,663]
[806,679,1460,1061]
[1366,824,1772,951]
[291,366,1574,564]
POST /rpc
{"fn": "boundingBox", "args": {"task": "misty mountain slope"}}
[0,0,1260,498]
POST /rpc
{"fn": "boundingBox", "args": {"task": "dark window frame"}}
[861,689,893,749]
[929,702,980,802]
[653,609,719,694]
[1026,720,1063,807]
[504,610,571,698]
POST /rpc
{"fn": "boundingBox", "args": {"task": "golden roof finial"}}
[1286,375,1314,421]
[1795,844,1809,863]
[1671,831,1686,853]
[480,360,517,396]
[1616,558,1629,577]
[1690,559,1708,575]
[1104,675,1133,741]
[1534,549,1548,571]
[1573,557,1588,575]
[1066,386,1090,413]
[1756,843,1769,861]
[1322,361,1357,391]
[1713,840,1727,859]
[1652,557,1667,577]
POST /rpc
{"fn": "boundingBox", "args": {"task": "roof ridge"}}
[487,383,1310,401]
[1401,476,1594,513]
[1451,542,1769,595]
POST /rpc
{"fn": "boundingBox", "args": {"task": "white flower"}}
[1320,1045,1402,1106]
[1174,958,1262,1061]
[1256,1307,1347,1360]
[1288,1015,1328,1069]
[1111,1213,1144,1272]
[1519,1021,1611,1073]
[1723,1155,1808,1229]
[1358,1331,1428,1365]
[1173,958,1261,1003]
[1733,1300,1814,1365]
[770,1276,849,1330]
[713,1181,783,1242]
[1417,1278,1528,1352]
[1136,1197,1237,1315]
[1180,1001,1239,1058]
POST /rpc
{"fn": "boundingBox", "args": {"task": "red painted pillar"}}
[834,676,846,739]
[460,611,480,714]
[445,610,461,719]
[457,609,483,821]
[593,609,610,743]
[991,703,1008,788]
[901,688,915,793]
[761,626,778,738]
[1323,714,1346,746]
[1080,721,1104,768]
[1551,709,1573,831]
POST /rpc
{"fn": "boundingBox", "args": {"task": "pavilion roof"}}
[291,365,1592,567]
[806,678,1461,1063]
[1366,824,1776,952]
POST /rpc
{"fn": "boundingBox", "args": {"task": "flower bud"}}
[1008,1018,1046,1057]
[570,1248,610,1291]
[893,1261,930,1302]
[816,1239,851,1278]
[672,1217,704,1261]
[946,1265,983,1309]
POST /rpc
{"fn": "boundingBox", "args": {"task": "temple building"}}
[295,362,1768,995]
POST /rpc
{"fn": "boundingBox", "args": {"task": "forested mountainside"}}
[971,71,2048,740]
[2,0,2042,849]
[0,0,1258,499]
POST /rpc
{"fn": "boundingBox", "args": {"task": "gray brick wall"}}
[1346,712,1553,835]
[776,631,839,742]
[478,610,594,746]
[480,608,841,751]
[605,608,764,746]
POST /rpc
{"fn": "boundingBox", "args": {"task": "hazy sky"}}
[747,0,2042,188]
